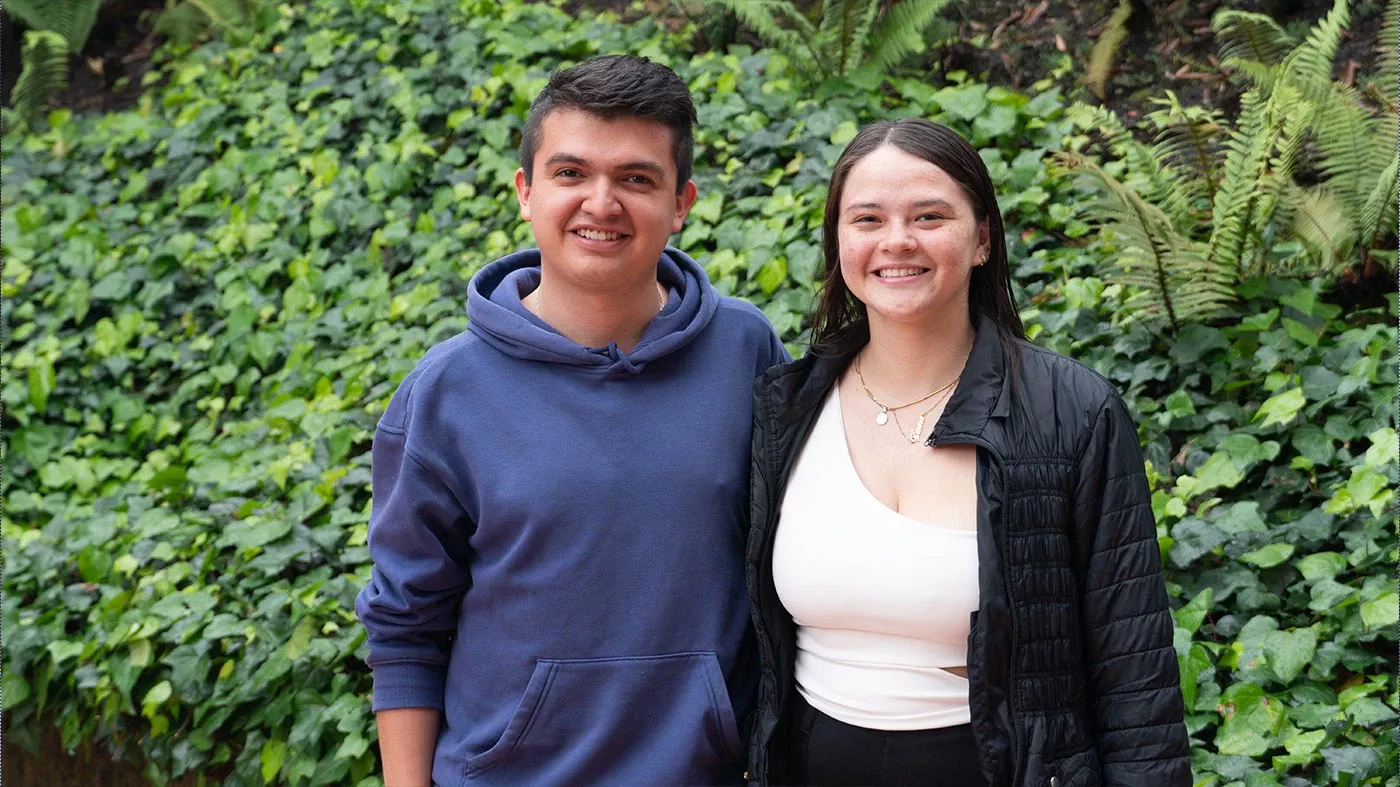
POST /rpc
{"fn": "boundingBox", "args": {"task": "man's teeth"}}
[576,229,623,241]
[876,268,925,278]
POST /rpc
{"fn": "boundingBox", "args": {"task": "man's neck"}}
[525,276,664,353]
[858,306,976,401]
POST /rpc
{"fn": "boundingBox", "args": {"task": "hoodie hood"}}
[465,247,720,376]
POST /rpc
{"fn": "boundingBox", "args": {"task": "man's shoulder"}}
[378,328,490,432]
[712,295,778,338]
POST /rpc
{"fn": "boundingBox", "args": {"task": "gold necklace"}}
[891,377,959,444]
[655,281,667,313]
[854,356,959,427]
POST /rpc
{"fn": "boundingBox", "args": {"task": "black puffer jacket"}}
[744,319,1191,787]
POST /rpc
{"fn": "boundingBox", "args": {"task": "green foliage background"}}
[3,0,1395,785]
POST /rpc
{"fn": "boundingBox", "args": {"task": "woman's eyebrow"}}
[845,198,957,215]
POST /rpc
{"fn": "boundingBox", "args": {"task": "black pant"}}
[786,693,988,787]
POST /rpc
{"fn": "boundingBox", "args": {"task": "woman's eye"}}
[852,215,878,224]
[917,213,945,222]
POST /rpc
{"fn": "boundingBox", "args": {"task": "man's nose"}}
[581,178,621,217]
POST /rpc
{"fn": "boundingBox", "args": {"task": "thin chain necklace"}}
[891,377,959,444]
[853,356,959,427]
[528,281,666,315]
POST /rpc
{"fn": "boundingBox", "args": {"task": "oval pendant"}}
[875,409,889,426]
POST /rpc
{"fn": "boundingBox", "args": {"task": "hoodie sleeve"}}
[1073,393,1191,785]
[354,378,473,713]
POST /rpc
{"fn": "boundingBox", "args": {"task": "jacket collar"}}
[928,314,1012,444]
[770,316,1012,440]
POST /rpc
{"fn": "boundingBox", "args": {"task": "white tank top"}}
[772,387,979,730]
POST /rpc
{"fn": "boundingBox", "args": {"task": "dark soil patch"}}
[2,0,167,116]
[576,0,1387,126]
[3,713,211,787]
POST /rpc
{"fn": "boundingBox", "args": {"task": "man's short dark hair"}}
[519,55,697,194]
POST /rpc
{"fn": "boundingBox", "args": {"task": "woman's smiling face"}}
[836,144,989,328]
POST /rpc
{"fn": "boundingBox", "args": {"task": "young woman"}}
[744,119,1190,787]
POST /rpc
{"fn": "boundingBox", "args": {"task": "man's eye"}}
[556,168,582,178]
[625,175,654,186]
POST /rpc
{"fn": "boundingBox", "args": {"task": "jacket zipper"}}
[929,431,1021,787]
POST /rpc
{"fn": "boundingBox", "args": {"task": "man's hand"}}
[377,707,441,787]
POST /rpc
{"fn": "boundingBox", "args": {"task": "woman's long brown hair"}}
[807,119,1024,357]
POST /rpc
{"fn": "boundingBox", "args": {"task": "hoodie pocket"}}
[462,651,742,783]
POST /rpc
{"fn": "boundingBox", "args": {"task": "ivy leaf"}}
[1359,592,1398,631]
[1253,388,1306,428]
[1282,728,1326,757]
[1344,697,1397,726]
[284,616,319,661]
[90,271,133,301]
[261,738,288,784]
[1170,518,1228,567]
[1321,746,1381,782]
[1174,587,1214,634]
[1214,682,1284,756]
[1291,425,1335,465]
[1239,543,1294,568]
[3,673,31,710]
[1294,552,1348,582]
[141,680,172,717]
[27,360,55,414]
[934,84,988,120]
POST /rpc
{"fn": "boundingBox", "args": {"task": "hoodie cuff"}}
[371,661,448,712]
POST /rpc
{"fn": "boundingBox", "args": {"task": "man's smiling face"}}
[514,108,697,293]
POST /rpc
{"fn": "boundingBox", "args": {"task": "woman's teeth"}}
[876,268,925,278]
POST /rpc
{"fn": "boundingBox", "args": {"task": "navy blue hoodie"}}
[355,247,789,786]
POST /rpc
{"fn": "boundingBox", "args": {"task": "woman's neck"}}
[856,308,976,402]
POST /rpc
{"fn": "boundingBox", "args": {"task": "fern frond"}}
[13,30,71,122]
[842,0,883,75]
[1146,92,1226,207]
[864,0,953,75]
[1085,0,1132,101]
[191,0,255,35]
[1227,58,1280,90]
[1211,10,1294,69]
[702,0,824,74]
[1375,0,1398,97]
[1208,88,1277,271]
[815,0,849,74]
[1312,86,1388,218]
[1277,0,1350,105]
[4,0,101,51]
[1054,151,1235,329]
[154,2,209,47]
[1360,144,1399,247]
[1292,186,1357,269]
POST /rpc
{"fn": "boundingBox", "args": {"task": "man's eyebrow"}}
[543,153,587,168]
[542,154,668,179]
[618,160,668,179]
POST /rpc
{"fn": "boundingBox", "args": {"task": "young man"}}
[355,55,788,786]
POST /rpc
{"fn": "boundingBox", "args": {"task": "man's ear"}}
[672,180,698,233]
[514,168,532,221]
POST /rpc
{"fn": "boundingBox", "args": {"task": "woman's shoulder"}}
[1011,338,1124,411]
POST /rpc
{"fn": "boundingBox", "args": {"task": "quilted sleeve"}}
[1073,393,1192,786]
